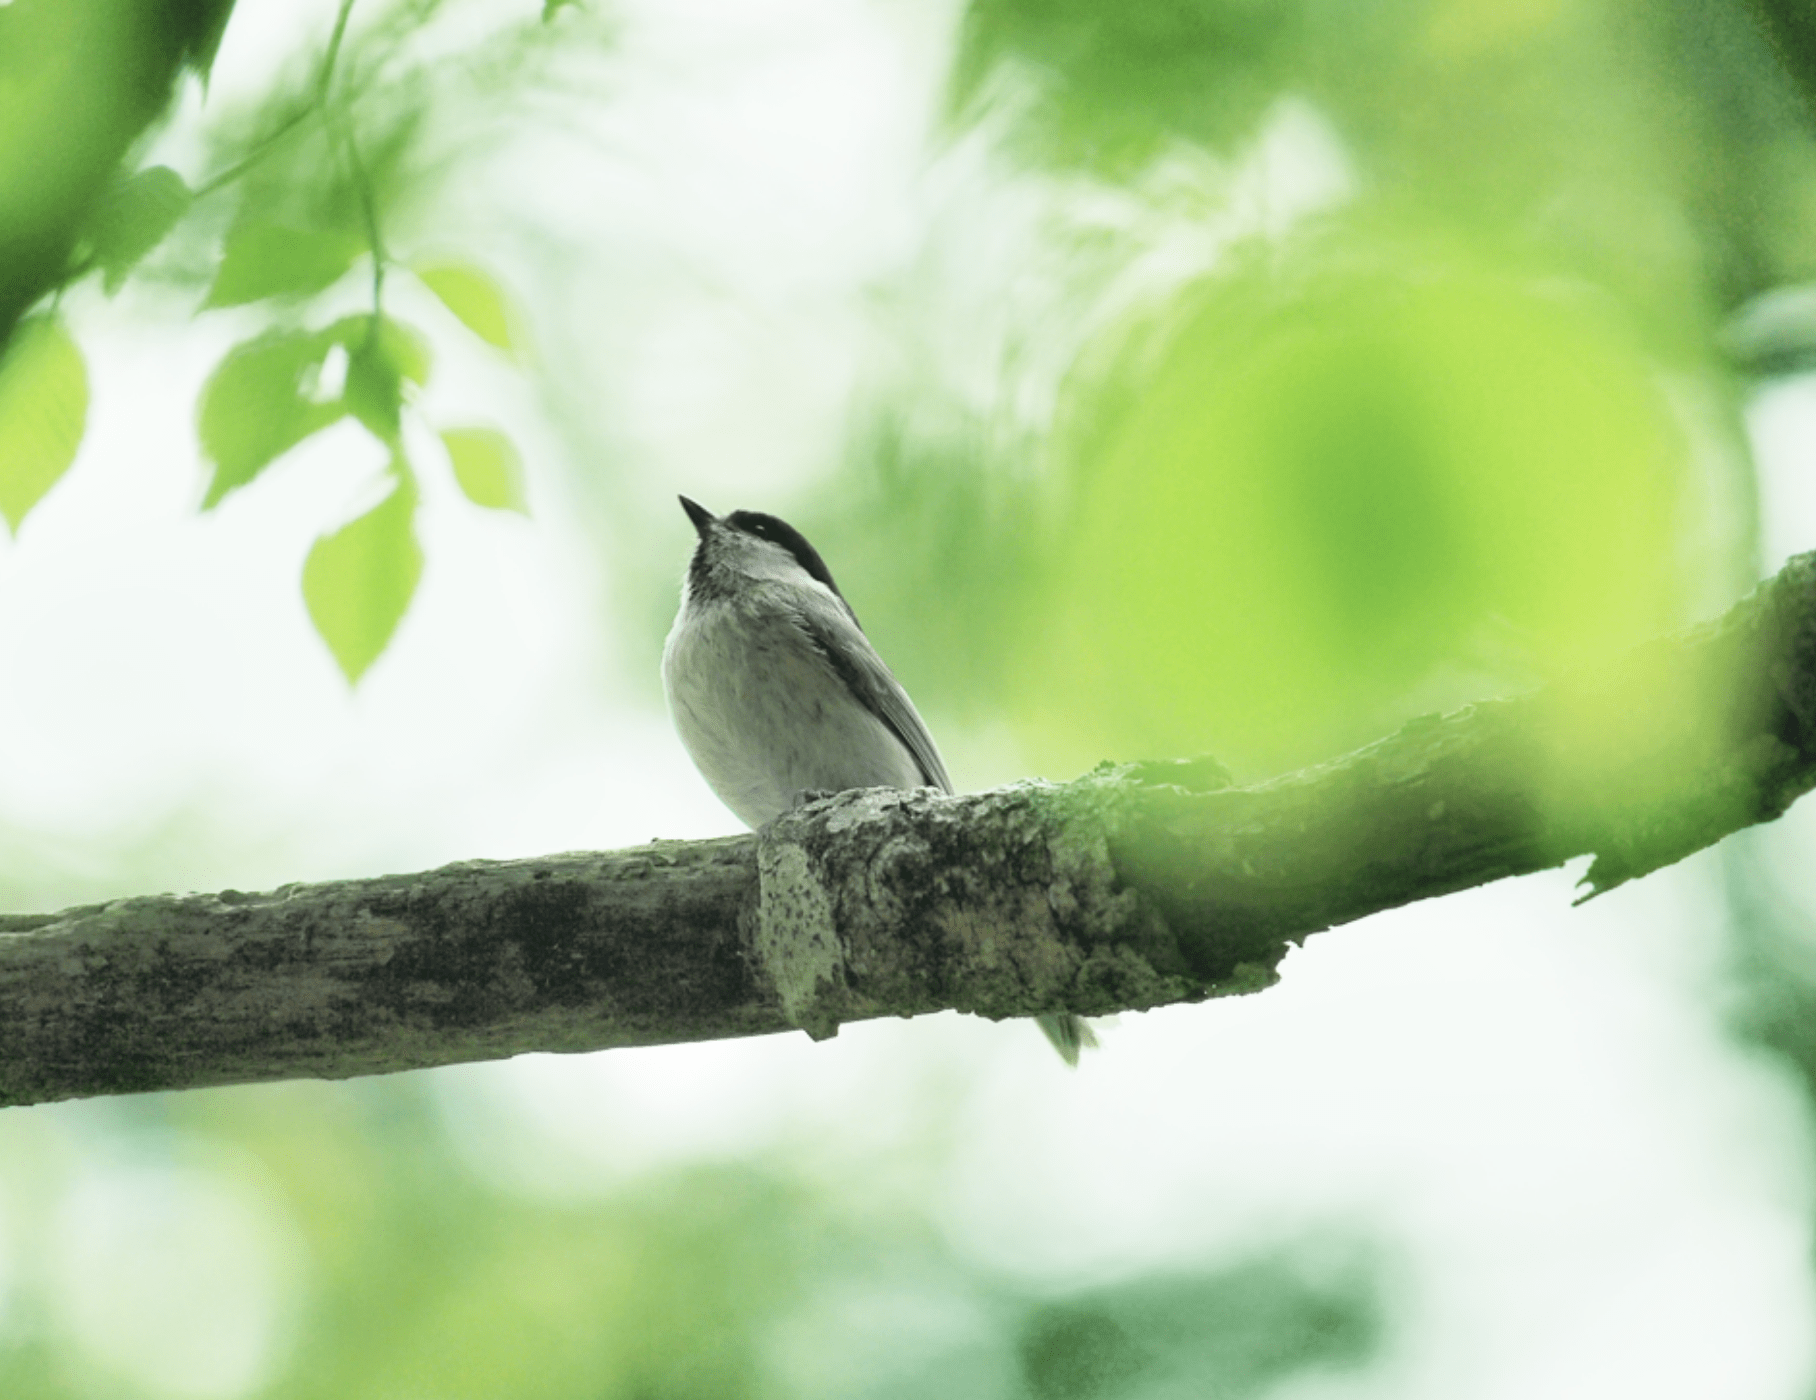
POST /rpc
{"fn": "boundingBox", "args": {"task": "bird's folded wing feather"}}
[790,603,954,795]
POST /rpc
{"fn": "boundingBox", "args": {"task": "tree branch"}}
[7,553,1816,1109]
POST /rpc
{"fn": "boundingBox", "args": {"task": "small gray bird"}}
[662,495,1094,1065]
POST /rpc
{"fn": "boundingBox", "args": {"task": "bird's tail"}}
[1035,1013,1098,1067]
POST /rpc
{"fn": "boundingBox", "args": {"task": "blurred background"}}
[5,0,1816,1394]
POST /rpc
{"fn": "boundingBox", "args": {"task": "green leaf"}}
[442,428,528,514]
[344,332,403,444]
[415,260,519,355]
[303,467,423,685]
[0,318,87,535]
[90,166,194,294]
[182,0,239,82]
[333,316,431,445]
[197,328,344,508]
[204,222,365,309]
[543,0,583,18]
[376,317,432,387]
[325,315,433,387]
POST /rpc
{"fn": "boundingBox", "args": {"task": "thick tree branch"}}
[6,553,1816,1109]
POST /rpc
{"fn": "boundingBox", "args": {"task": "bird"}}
[661,495,1095,1065]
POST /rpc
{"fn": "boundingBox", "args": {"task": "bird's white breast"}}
[662,592,922,828]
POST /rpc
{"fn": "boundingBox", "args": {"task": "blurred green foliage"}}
[303,466,424,684]
[3,0,1814,1395]
[444,427,531,513]
[198,326,353,507]
[0,1075,1387,1400]
[1019,1257,1380,1400]
[417,260,524,357]
[1743,0,1816,126]
[824,0,1813,781]
[0,319,87,536]
[0,0,560,684]
[0,0,234,346]
[205,223,369,310]
[10,0,1805,722]
[343,316,433,444]
[949,0,1302,175]
[87,167,197,297]
[950,0,1816,312]
[1020,254,1694,773]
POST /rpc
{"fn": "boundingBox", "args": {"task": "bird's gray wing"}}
[790,600,953,794]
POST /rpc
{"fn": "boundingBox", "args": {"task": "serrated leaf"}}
[415,260,518,355]
[204,222,365,309]
[332,316,431,444]
[197,328,344,508]
[304,468,423,685]
[442,427,528,514]
[91,166,194,294]
[0,318,87,535]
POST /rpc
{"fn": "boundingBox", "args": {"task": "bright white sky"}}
[3,1,1816,1397]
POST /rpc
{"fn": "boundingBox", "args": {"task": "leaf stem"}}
[319,0,358,106]
[197,0,356,202]
[343,124,387,316]
[316,0,386,316]
[192,104,315,200]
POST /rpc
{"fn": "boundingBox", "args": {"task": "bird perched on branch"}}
[661,495,1094,1065]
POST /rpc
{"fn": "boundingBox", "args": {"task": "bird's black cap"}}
[679,495,716,537]
[681,496,857,621]
[723,509,846,604]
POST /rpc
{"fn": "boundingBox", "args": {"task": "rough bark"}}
[5,553,1816,1109]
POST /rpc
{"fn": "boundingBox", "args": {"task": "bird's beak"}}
[678,495,716,538]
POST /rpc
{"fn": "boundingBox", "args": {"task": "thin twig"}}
[192,104,316,200]
[317,0,387,316]
[319,0,359,105]
[188,0,359,204]
[342,123,388,314]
